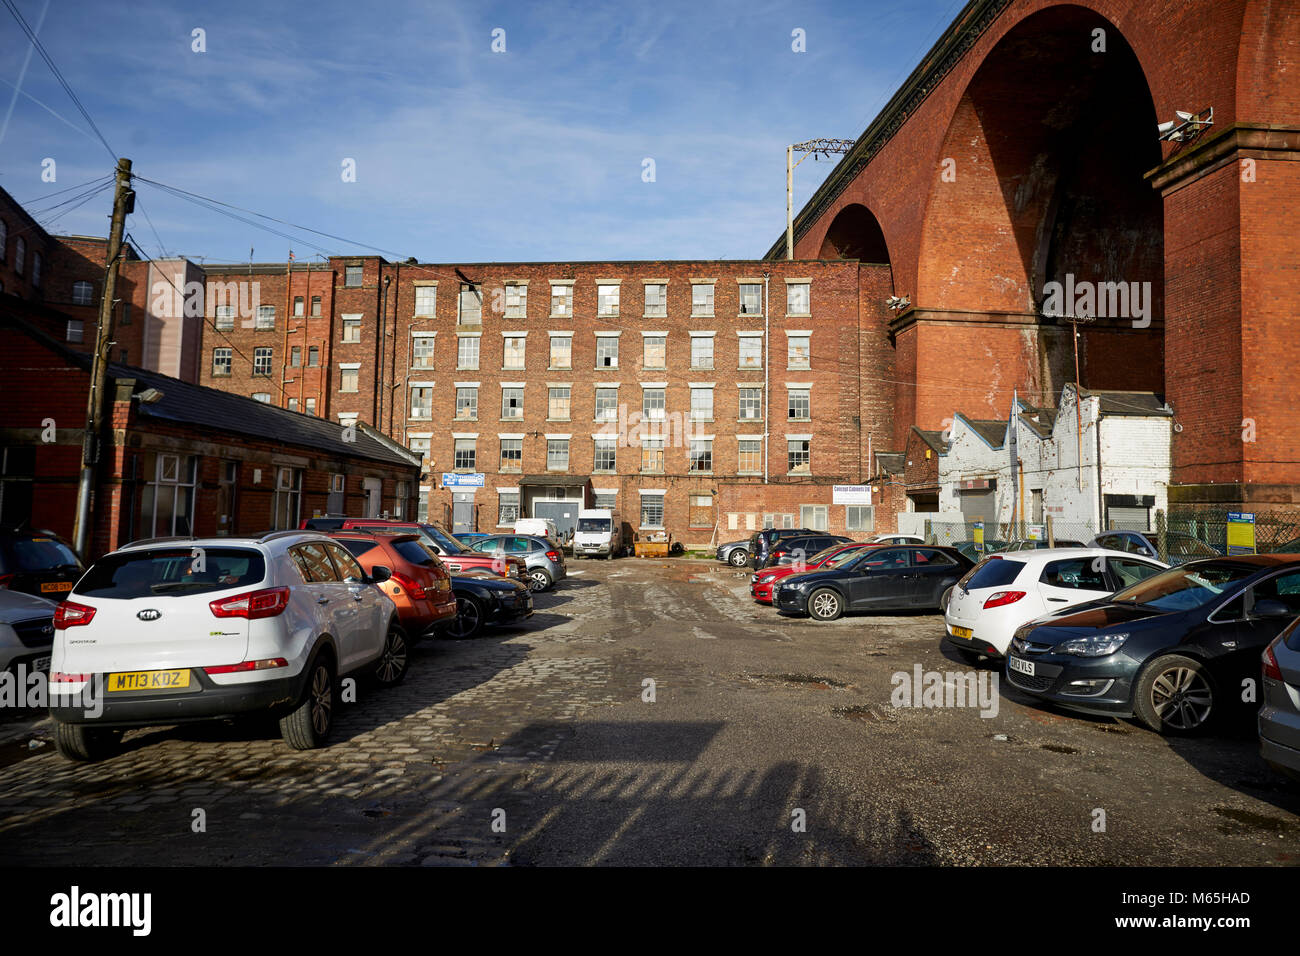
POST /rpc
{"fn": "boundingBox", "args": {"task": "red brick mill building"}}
[2,0,1295,548]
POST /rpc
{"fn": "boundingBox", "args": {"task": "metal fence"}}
[918,508,1300,558]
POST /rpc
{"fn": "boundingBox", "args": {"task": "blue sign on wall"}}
[442,473,485,488]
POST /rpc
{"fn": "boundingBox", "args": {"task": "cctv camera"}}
[1157,120,1177,135]
[1175,110,1194,121]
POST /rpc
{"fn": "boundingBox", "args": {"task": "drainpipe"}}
[763,272,770,484]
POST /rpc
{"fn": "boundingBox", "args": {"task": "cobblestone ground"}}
[1,559,1298,866]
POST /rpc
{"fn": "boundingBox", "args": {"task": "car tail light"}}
[982,590,1026,609]
[49,672,90,685]
[0,574,12,589]
[209,586,290,620]
[389,571,427,600]
[546,550,560,562]
[1263,638,1283,681]
[54,601,96,629]
[205,658,289,675]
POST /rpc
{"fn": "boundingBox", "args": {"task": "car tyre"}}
[373,622,409,687]
[729,549,749,567]
[808,588,844,622]
[280,655,336,750]
[444,594,485,639]
[53,722,121,762]
[1133,653,1217,735]
[528,568,553,592]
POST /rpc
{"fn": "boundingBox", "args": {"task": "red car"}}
[750,542,874,604]
[328,531,458,640]
[313,518,527,582]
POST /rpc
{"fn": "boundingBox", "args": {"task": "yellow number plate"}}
[108,670,191,692]
[951,626,973,640]
[40,581,73,593]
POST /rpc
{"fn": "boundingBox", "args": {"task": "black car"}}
[747,527,816,569]
[0,528,85,599]
[1090,529,1220,566]
[1005,554,1300,734]
[441,570,534,639]
[761,534,855,570]
[774,545,975,621]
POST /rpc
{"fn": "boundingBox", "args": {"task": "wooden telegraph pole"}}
[72,157,133,556]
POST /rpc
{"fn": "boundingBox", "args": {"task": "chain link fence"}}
[918,509,1300,559]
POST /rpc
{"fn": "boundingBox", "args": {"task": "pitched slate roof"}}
[961,417,1007,448]
[2,309,418,469]
[875,451,905,475]
[910,427,948,454]
[1080,388,1170,417]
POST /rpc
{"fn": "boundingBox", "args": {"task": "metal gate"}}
[452,492,476,534]
[533,499,580,539]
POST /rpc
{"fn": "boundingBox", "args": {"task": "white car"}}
[0,590,58,674]
[868,533,925,545]
[49,531,407,761]
[942,547,1167,661]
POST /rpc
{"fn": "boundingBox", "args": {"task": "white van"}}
[573,509,621,558]
[514,517,560,543]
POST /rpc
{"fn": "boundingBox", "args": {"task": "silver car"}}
[471,535,567,592]
[716,540,752,567]
[0,589,58,674]
[1261,622,1300,782]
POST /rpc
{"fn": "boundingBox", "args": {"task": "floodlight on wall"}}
[1157,107,1213,143]
[134,388,164,404]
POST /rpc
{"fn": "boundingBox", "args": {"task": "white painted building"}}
[930,385,1172,536]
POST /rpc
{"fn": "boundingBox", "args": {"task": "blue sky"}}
[1,0,966,263]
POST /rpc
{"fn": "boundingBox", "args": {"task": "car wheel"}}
[1133,654,1216,735]
[444,594,485,639]
[729,549,749,567]
[374,622,409,687]
[53,722,121,762]
[940,586,954,613]
[528,568,553,592]
[280,655,336,750]
[808,588,843,622]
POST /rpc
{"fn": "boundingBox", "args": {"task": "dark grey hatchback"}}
[1006,555,1300,734]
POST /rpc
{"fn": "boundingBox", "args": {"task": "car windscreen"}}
[392,538,439,567]
[76,548,266,599]
[823,546,868,569]
[577,518,610,533]
[1166,534,1218,557]
[1109,561,1257,612]
[417,524,465,555]
[962,557,1026,590]
[0,535,82,574]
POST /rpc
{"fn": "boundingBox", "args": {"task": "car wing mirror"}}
[370,565,392,584]
[1251,598,1293,619]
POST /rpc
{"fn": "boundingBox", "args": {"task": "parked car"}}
[943,548,1168,662]
[868,534,925,545]
[0,589,57,675]
[335,519,527,581]
[48,531,409,760]
[952,539,1010,562]
[774,545,975,621]
[999,538,1086,552]
[298,515,350,532]
[442,570,534,639]
[761,534,855,570]
[470,534,567,592]
[1261,621,1300,782]
[746,527,817,569]
[716,539,752,567]
[1005,554,1300,734]
[573,509,622,558]
[329,532,457,640]
[0,528,85,599]
[1091,529,1220,566]
[454,532,493,547]
[751,542,872,604]
[514,517,560,543]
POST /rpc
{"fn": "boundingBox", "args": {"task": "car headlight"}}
[1055,632,1129,657]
